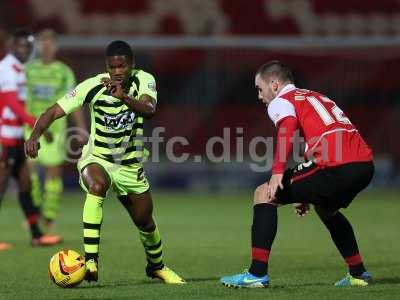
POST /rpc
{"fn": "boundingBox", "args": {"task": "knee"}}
[134,215,155,231]
[253,183,270,205]
[88,181,109,197]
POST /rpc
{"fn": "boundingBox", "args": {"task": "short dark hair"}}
[256,60,294,83]
[12,29,34,42]
[105,40,133,61]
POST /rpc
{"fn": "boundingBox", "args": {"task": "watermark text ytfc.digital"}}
[59,126,344,172]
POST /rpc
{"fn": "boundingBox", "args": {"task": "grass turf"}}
[0,189,399,300]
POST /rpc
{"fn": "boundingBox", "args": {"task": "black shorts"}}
[275,161,374,211]
[0,144,26,177]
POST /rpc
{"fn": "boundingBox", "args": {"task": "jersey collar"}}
[275,83,296,99]
[5,53,21,65]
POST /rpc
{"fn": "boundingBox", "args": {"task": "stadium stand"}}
[2,0,400,36]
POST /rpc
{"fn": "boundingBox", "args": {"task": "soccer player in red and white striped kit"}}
[221,60,374,288]
[0,29,62,250]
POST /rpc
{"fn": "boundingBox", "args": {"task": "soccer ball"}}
[48,249,86,287]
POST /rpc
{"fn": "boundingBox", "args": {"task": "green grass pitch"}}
[0,189,399,299]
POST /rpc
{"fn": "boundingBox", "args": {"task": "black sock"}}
[319,212,366,276]
[85,253,99,263]
[19,192,42,238]
[248,203,277,277]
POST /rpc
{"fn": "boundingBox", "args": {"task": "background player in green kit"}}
[25,29,85,227]
[25,40,185,284]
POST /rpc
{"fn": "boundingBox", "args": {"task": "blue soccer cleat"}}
[334,271,372,287]
[359,271,373,282]
[220,271,269,288]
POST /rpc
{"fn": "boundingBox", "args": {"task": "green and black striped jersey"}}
[57,69,157,165]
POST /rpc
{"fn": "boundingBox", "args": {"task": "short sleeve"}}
[0,71,17,92]
[267,98,297,126]
[138,72,157,101]
[57,80,87,114]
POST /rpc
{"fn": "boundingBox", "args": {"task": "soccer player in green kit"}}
[25,29,85,227]
[25,40,185,284]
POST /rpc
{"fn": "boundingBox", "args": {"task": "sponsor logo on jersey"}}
[32,85,55,99]
[104,111,136,131]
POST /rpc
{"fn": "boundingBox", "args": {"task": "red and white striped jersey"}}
[267,84,373,167]
[0,53,29,146]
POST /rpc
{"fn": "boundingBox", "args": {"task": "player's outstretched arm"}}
[25,103,66,158]
[70,109,86,129]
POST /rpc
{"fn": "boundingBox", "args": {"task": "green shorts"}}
[25,127,66,167]
[77,150,150,197]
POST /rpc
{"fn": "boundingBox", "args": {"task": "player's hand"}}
[43,131,53,143]
[267,173,284,201]
[24,137,40,158]
[293,203,310,217]
[101,78,126,100]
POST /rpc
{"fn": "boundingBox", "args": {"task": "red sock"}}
[345,253,366,276]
